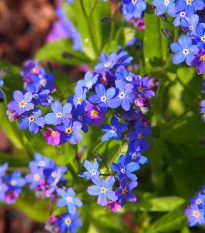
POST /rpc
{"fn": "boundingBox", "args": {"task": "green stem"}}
[88,0,99,18]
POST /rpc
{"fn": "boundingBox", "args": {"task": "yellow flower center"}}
[65,218,72,225]
[65,128,72,134]
[19,101,26,107]
[186,0,192,4]
[40,79,47,86]
[104,62,110,67]
[29,116,35,122]
[101,187,107,193]
[78,97,83,103]
[34,174,40,181]
[102,77,107,83]
[56,112,63,118]
[138,133,143,140]
[200,56,205,61]
[91,110,98,117]
[51,131,57,137]
[193,211,200,217]
[138,86,144,92]
[122,188,127,195]
[201,36,205,42]
[196,199,202,204]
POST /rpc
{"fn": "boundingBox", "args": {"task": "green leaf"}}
[35,39,90,65]
[153,204,188,232]
[0,152,29,167]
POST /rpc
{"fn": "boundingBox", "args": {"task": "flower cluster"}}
[152,0,205,74]
[0,163,26,204]
[47,1,83,51]
[184,186,205,227]
[27,153,83,233]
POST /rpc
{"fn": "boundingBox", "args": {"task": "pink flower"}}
[42,127,61,145]
[105,200,123,213]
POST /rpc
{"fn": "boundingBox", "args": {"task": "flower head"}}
[79,158,100,180]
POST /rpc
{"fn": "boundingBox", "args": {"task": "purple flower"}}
[44,101,72,125]
[87,175,117,206]
[89,84,116,112]
[5,189,21,204]
[184,204,205,227]
[18,108,45,134]
[20,59,39,83]
[122,0,147,20]
[110,80,135,111]
[94,52,117,72]
[101,116,128,141]
[190,192,205,208]
[56,211,82,233]
[7,91,34,115]
[57,188,83,214]
[85,103,106,126]
[132,76,155,99]
[110,155,139,180]
[56,119,83,144]
[200,99,205,121]
[79,158,100,180]
[42,127,61,145]
[128,121,152,152]
[191,48,205,74]
[105,200,123,212]
[73,86,87,107]
[115,178,138,206]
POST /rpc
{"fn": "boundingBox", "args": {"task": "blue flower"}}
[4,171,26,190]
[181,14,199,34]
[56,119,83,144]
[184,204,205,227]
[26,165,44,189]
[110,155,139,180]
[172,8,194,26]
[190,192,205,208]
[101,116,128,141]
[26,83,53,106]
[171,35,199,65]
[7,91,34,115]
[175,0,205,13]
[89,84,116,112]
[0,163,8,177]
[200,99,205,121]
[115,68,135,83]
[152,0,175,16]
[132,76,155,99]
[44,101,72,125]
[56,211,82,233]
[94,52,117,72]
[79,158,100,180]
[87,175,117,206]
[115,178,138,206]
[73,86,87,107]
[18,108,45,134]
[110,80,135,111]
[125,152,148,165]
[122,0,147,20]
[77,71,98,90]
[114,51,133,70]
[29,153,55,169]
[71,104,92,133]
[30,68,55,90]
[57,188,83,214]
[128,121,152,152]
[194,24,205,49]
